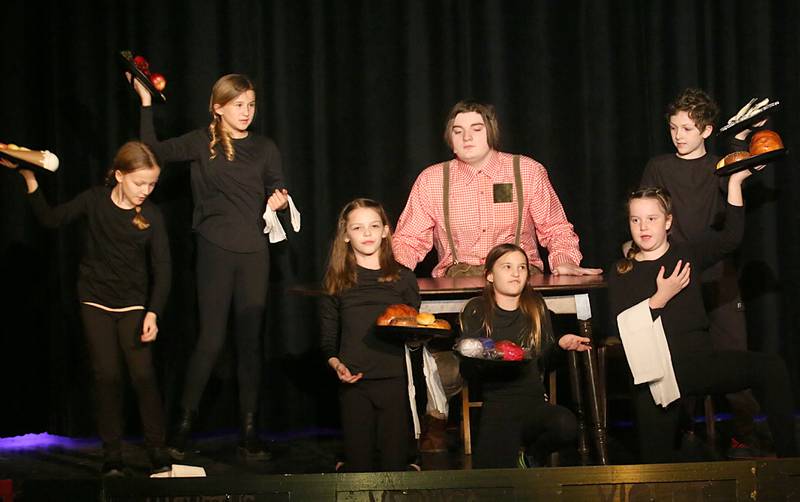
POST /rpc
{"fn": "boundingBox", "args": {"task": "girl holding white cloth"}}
[609,169,796,463]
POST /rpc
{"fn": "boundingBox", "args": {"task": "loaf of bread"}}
[749,130,784,156]
[376,304,419,325]
[715,151,752,169]
[376,304,450,330]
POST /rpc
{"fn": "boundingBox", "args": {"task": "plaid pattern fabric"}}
[393,151,582,277]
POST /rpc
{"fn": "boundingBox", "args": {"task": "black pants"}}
[339,377,411,472]
[702,259,760,439]
[181,236,268,415]
[80,305,166,455]
[474,398,577,469]
[634,349,797,463]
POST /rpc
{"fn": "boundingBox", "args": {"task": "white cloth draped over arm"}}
[617,299,680,407]
[404,345,449,438]
[262,195,301,243]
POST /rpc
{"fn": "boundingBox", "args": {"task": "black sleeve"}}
[608,266,663,329]
[690,202,745,271]
[262,139,286,193]
[399,267,421,310]
[608,269,646,322]
[538,308,565,371]
[140,106,204,164]
[319,294,341,360]
[146,207,171,318]
[639,158,661,189]
[27,187,91,228]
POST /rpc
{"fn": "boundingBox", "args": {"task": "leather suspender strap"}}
[442,161,459,264]
[513,154,523,247]
[444,156,523,263]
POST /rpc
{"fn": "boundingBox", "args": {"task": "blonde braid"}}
[616,241,640,274]
[132,205,151,230]
[208,116,235,161]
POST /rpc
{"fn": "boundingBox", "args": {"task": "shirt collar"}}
[453,150,502,182]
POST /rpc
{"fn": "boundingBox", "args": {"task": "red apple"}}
[149,73,167,92]
[133,55,149,73]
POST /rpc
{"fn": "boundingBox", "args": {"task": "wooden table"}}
[289,274,609,465]
[417,275,609,466]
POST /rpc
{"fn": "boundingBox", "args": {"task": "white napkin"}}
[405,345,449,438]
[262,195,301,243]
[149,464,207,478]
[617,300,680,407]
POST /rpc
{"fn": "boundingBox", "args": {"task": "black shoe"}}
[238,412,271,461]
[101,460,125,478]
[167,409,196,460]
[148,447,172,475]
[101,448,125,477]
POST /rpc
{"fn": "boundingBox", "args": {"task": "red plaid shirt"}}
[393,151,582,277]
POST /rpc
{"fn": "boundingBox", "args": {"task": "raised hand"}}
[650,259,691,309]
[125,71,152,107]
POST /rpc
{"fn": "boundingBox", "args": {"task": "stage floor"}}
[1,413,781,477]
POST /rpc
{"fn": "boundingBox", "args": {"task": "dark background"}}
[1,0,798,439]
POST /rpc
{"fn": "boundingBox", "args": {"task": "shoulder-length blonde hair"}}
[208,74,256,161]
[323,198,401,295]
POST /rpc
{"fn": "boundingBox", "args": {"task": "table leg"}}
[579,319,609,465]
[567,351,590,465]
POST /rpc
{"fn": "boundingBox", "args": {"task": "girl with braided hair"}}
[4,141,171,476]
[130,73,290,460]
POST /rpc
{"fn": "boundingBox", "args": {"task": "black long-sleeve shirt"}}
[640,154,726,244]
[608,203,744,357]
[140,106,285,253]
[319,266,420,379]
[458,295,561,402]
[28,186,171,317]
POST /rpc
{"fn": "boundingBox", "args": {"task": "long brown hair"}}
[104,141,159,230]
[208,74,256,161]
[616,187,673,274]
[481,243,547,351]
[323,198,401,295]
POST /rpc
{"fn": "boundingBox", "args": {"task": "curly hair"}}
[666,88,719,132]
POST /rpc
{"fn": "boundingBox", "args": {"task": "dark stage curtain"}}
[1,1,799,438]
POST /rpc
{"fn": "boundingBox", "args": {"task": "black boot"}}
[101,448,125,478]
[148,447,172,475]
[166,409,196,460]
[238,412,270,460]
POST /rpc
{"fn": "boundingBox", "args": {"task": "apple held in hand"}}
[149,73,166,92]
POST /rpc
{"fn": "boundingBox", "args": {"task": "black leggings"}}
[634,349,797,463]
[80,305,165,454]
[339,377,411,472]
[474,398,577,469]
[181,236,268,415]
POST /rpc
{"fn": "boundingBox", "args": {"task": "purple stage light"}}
[0,433,99,451]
